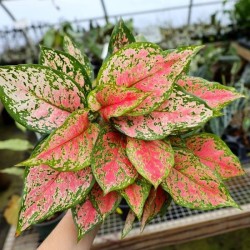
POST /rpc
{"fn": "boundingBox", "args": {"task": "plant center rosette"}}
[0,20,245,240]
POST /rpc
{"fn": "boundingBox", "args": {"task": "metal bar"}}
[187,0,193,25]
[0,1,16,21]
[100,0,109,24]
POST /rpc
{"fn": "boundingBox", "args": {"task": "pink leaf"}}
[177,76,244,111]
[89,183,122,219]
[121,210,136,238]
[20,109,100,171]
[113,86,213,140]
[72,199,102,241]
[184,133,245,179]
[91,125,138,194]
[16,165,94,234]
[0,65,85,133]
[119,177,151,219]
[161,148,238,210]
[126,139,174,188]
[96,84,149,120]
[141,187,170,231]
[40,46,91,93]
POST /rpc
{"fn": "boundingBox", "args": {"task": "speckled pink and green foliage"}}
[0,20,245,241]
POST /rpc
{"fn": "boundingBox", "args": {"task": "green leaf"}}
[108,19,135,56]
[19,109,100,171]
[0,139,32,151]
[0,65,85,133]
[63,35,94,80]
[40,46,92,95]
[91,124,138,194]
[16,165,94,234]
[161,148,238,210]
[72,198,102,241]
[112,86,213,140]
[119,177,151,219]
[126,139,174,188]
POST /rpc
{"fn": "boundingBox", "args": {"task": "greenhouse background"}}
[0,0,250,249]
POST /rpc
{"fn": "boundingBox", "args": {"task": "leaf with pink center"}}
[96,84,149,120]
[89,183,122,219]
[184,133,244,179]
[91,125,138,194]
[141,187,171,231]
[128,46,203,115]
[72,199,102,241]
[126,139,174,188]
[20,109,100,171]
[16,165,94,235]
[161,148,238,210]
[177,76,244,111]
[0,65,85,133]
[112,86,213,140]
[119,177,151,219]
[121,210,136,239]
[40,46,92,94]
[63,34,94,80]
[108,19,135,56]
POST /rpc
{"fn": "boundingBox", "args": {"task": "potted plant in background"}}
[0,19,245,241]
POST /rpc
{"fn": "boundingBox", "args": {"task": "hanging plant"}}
[0,20,245,240]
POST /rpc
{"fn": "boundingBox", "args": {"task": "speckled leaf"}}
[95,84,149,120]
[126,139,174,188]
[121,210,136,239]
[40,46,92,94]
[184,133,244,179]
[177,76,244,111]
[98,43,202,115]
[91,125,138,194]
[128,46,203,115]
[161,148,238,210]
[141,187,170,231]
[16,165,94,235]
[20,109,99,171]
[89,183,122,219]
[119,177,151,219]
[63,34,94,80]
[0,65,85,133]
[112,86,213,140]
[72,199,102,241]
[108,19,135,55]
[87,88,102,111]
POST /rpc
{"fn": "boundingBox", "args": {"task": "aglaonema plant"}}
[0,19,245,240]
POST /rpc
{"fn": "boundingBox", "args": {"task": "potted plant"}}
[0,20,245,240]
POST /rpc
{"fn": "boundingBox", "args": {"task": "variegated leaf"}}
[126,139,174,188]
[108,19,135,55]
[63,35,94,80]
[0,65,85,133]
[119,177,151,219]
[141,187,170,231]
[121,210,136,239]
[112,86,213,140]
[87,88,102,112]
[161,148,238,210]
[19,109,99,171]
[72,198,102,241]
[177,76,244,111]
[91,125,138,194]
[16,165,94,234]
[96,84,149,120]
[40,46,92,94]
[184,133,245,179]
[128,46,203,115]
[89,183,122,219]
